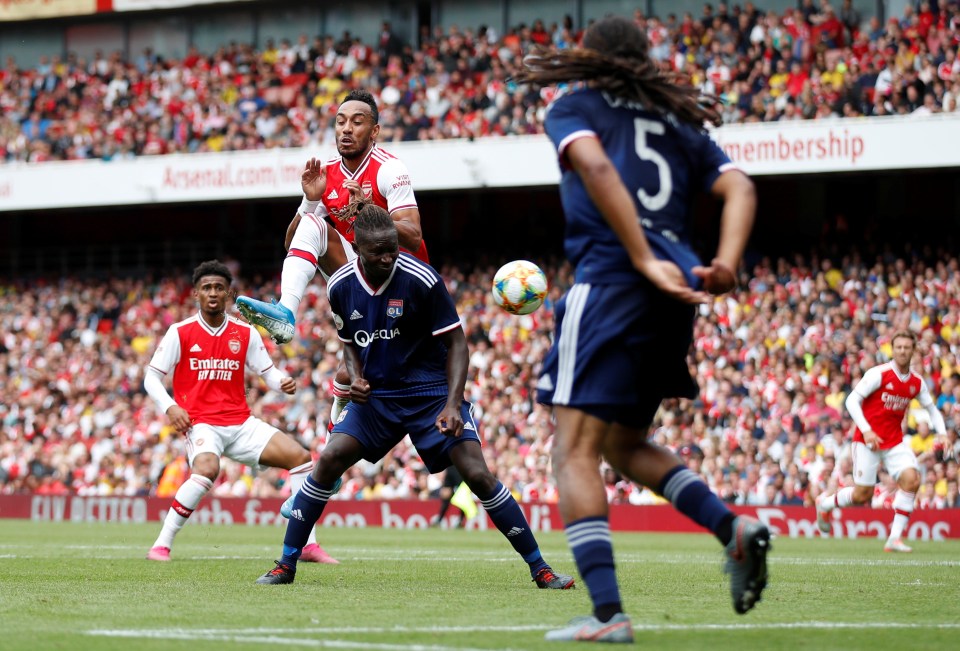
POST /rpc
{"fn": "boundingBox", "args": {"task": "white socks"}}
[889,490,916,540]
[279,255,316,315]
[821,487,855,511]
[153,474,213,549]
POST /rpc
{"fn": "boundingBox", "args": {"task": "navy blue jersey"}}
[326,253,461,397]
[544,88,736,286]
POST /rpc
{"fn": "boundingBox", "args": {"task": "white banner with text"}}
[1,114,957,212]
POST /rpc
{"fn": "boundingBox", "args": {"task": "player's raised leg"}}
[238,161,351,345]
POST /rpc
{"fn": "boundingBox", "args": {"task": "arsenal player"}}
[236,89,427,429]
[144,260,336,564]
[817,331,948,552]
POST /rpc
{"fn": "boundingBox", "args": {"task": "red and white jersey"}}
[148,314,277,427]
[289,144,429,267]
[849,362,932,450]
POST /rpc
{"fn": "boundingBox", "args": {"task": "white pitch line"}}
[85,630,522,651]
[88,621,960,639]
[7,551,960,568]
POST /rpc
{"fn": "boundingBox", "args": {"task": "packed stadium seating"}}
[2,1,960,162]
[1,250,958,510]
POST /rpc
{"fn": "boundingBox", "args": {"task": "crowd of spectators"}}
[2,1,960,163]
[2,247,959,513]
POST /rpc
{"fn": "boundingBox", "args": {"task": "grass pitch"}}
[1,520,958,650]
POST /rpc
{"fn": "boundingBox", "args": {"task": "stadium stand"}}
[1,1,960,162]
[1,250,958,510]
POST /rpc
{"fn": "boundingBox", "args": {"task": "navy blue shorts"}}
[537,282,698,428]
[332,395,480,473]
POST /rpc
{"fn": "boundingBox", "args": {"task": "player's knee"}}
[852,486,873,504]
[294,447,312,467]
[458,463,496,495]
[334,365,351,385]
[900,471,921,493]
[191,454,220,482]
[315,447,352,481]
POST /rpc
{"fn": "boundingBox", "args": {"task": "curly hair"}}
[342,88,380,124]
[515,15,722,128]
[192,260,233,286]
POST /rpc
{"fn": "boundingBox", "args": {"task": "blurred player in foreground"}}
[255,206,573,591]
[143,260,335,563]
[518,15,767,643]
[817,330,947,552]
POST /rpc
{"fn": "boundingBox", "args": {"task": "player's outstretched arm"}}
[565,136,708,304]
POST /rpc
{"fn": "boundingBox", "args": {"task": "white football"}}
[491,260,548,315]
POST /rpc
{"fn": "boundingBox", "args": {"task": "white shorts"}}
[851,440,920,486]
[185,416,278,467]
[319,230,358,282]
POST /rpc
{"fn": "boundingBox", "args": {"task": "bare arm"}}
[391,206,423,254]
[437,326,468,437]
[565,136,708,304]
[342,342,370,404]
[692,170,757,294]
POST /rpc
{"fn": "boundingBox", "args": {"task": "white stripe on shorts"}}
[553,283,591,405]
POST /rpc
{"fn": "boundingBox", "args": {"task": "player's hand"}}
[166,405,192,433]
[692,258,737,295]
[636,258,710,305]
[350,378,371,404]
[279,377,296,395]
[863,429,880,451]
[436,403,464,438]
[342,179,364,202]
[301,158,328,201]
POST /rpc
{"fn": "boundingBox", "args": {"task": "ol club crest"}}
[387,299,403,318]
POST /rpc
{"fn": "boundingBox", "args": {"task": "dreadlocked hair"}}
[516,15,721,128]
[337,193,374,233]
[354,204,395,239]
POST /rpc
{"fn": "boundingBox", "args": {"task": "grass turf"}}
[1,520,958,650]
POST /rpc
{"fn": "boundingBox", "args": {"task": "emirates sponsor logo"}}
[880,391,910,411]
[189,358,241,371]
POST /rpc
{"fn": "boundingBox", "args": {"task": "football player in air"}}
[236,89,426,435]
